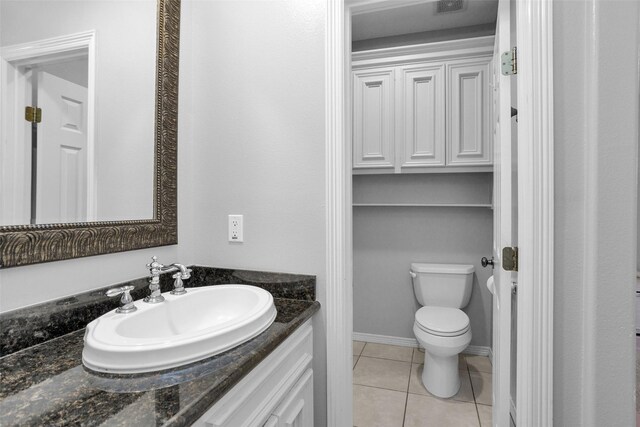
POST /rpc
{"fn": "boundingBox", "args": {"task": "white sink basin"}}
[82,285,277,374]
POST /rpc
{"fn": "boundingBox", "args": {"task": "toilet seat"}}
[415,306,470,337]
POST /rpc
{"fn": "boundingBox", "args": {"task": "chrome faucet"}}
[145,256,192,303]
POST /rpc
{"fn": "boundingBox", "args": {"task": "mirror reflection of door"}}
[35,67,88,224]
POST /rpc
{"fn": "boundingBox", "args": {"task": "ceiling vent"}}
[436,0,464,13]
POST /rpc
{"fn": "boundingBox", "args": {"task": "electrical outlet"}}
[228,214,243,242]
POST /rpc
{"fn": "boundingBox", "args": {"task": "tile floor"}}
[353,341,493,427]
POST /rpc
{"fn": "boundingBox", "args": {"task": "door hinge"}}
[501,47,517,76]
[25,106,42,123]
[502,246,518,271]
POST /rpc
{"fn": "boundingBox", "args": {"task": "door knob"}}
[481,257,495,268]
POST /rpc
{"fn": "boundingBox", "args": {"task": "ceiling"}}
[352,0,499,42]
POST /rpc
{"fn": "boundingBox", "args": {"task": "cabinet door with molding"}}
[399,64,446,169]
[353,68,395,171]
[447,58,492,166]
[272,369,314,427]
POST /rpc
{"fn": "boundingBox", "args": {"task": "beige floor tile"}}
[353,340,365,356]
[408,363,474,403]
[477,404,492,427]
[353,355,359,368]
[353,384,406,427]
[412,347,424,363]
[403,393,480,427]
[353,356,411,392]
[465,355,493,374]
[361,342,413,362]
[470,372,493,406]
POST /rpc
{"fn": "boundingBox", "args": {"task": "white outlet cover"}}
[228,214,243,243]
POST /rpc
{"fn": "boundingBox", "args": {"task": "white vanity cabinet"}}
[193,321,314,427]
[352,37,493,174]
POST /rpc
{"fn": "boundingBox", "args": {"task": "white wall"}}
[352,174,494,347]
[1,0,156,221]
[184,1,327,425]
[553,1,638,425]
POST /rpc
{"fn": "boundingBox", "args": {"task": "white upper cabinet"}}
[353,68,395,170]
[399,64,446,168]
[447,58,492,166]
[351,36,494,174]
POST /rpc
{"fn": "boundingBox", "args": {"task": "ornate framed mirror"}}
[0,0,180,268]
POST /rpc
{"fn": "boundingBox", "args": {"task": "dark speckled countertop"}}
[0,267,319,426]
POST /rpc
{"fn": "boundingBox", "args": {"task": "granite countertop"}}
[0,267,319,426]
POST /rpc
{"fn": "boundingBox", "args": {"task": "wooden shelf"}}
[352,203,493,208]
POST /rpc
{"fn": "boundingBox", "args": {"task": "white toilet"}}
[410,263,475,398]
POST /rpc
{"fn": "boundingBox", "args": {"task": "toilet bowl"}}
[409,263,475,398]
[413,306,471,397]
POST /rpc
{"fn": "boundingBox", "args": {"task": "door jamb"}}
[324,0,554,425]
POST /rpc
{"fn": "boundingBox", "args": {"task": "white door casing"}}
[326,1,554,426]
[492,0,516,425]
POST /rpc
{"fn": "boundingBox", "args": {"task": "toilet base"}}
[421,351,461,398]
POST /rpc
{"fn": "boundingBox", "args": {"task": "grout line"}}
[357,354,414,364]
[401,390,409,427]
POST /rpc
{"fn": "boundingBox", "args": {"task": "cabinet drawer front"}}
[196,321,313,427]
[353,69,395,169]
[447,58,492,166]
[399,65,445,168]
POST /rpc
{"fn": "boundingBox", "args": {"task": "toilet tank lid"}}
[410,263,475,274]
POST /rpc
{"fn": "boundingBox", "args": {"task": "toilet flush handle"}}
[409,271,417,278]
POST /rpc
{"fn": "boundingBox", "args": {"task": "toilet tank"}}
[410,263,475,308]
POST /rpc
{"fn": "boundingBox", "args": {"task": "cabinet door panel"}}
[273,369,314,427]
[447,59,492,166]
[400,65,445,168]
[353,69,394,169]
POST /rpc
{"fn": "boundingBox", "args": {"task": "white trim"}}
[325,1,352,426]
[515,0,554,426]
[510,397,517,424]
[464,345,491,357]
[349,0,425,16]
[352,332,491,357]
[0,31,97,222]
[352,332,418,348]
[488,346,494,366]
[352,35,494,67]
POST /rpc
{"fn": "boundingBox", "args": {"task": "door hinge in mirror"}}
[502,247,518,271]
[501,47,517,76]
[25,106,42,123]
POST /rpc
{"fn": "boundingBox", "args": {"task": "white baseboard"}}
[352,332,418,348]
[352,332,492,358]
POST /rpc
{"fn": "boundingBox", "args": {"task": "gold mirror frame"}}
[0,0,180,268]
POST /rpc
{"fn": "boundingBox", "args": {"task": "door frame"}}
[1,30,97,223]
[324,0,554,425]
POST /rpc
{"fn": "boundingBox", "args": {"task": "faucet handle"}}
[147,256,161,270]
[106,285,137,313]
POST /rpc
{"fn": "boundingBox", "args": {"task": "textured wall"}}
[184,1,327,424]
